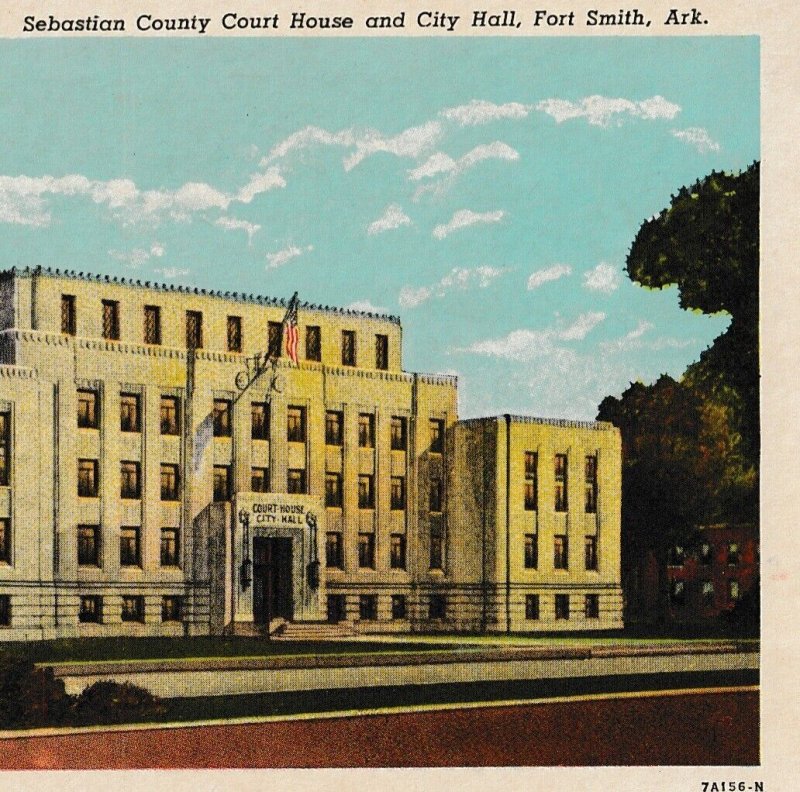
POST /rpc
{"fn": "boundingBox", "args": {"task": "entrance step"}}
[273,620,356,641]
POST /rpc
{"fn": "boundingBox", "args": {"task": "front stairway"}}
[272,620,357,641]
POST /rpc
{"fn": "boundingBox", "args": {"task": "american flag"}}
[284,293,299,365]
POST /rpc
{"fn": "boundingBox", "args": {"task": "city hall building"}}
[0,267,622,640]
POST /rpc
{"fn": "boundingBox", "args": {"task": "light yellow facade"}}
[0,267,621,639]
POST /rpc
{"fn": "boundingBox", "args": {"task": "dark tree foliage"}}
[0,652,71,728]
[599,164,759,616]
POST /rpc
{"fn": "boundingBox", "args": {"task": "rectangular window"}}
[305,325,321,362]
[390,416,407,451]
[430,419,444,454]
[671,580,686,606]
[61,294,77,335]
[727,542,740,565]
[325,532,343,568]
[325,472,343,507]
[287,406,306,442]
[390,534,406,569]
[429,477,443,513]
[144,305,161,345]
[267,321,283,358]
[524,533,538,569]
[342,330,356,367]
[213,399,232,437]
[78,459,99,498]
[702,580,715,607]
[358,532,375,569]
[585,594,600,619]
[585,455,598,513]
[358,474,374,509]
[553,534,568,570]
[160,528,180,567]
[251,402,269,440]
[287,468,306,494]
[79,595,102,624]
[121,596,145,623]
[391,594,407,620]
[77,525,100,566]
[0,412,9,486]
[325,411,343,446]
[0,595,9,627]
[358,413,375,448]
[430,531,443,570]
[251,467,269,493]
[668,545,686,567]
[524,452,538,511]
[227,315,242,353]
[160,464,180,501]
[160,396,180,435]
[186,310,203,349]
[359,594,377,620]
[162,596,183,622]
[390,476,405,510]
[213,465,231,502]
[102,300,120,340]
[120,393,141,432]
[429,594,446,620]
[120,526,141,567]
[555,593,570,620]
[585,535,598,571]
[700,542,713,566]
[375,334,389,370]
[120,461,141,499]
[77,389,99,429]
[554,454,568,512]
[327,594,347,623]
[525,594,540,620]
[0,518,10,563]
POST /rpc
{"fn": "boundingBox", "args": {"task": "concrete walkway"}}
[47,642,759,698]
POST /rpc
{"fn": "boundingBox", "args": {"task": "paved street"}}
[0,688,758,768]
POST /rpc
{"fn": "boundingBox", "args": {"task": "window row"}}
[77,525,180,567]
[523,452,598,513]
[326,593,446,622]
[524,593,601,621]
[62,294,391,369]
[325,530,444,571]
[325,473,442,512]
[522,533,598,571]
[670,578,741,606]
[668,542,743,567]
[77,594,184,624]
[325,413,444,453]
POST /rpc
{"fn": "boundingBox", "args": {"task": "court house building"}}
[0,267,623,640]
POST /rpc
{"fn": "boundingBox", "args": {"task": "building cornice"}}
[1,265,402,325]
[458,415,615,431]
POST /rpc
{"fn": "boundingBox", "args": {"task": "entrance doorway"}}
[253,537,293,624]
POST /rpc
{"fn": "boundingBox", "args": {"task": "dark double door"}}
[253,537,293,624]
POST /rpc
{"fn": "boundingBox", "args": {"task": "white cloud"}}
[671,127,721,153]
[215,216,262,244]
[266,244,314,270]
[154,267,190,279]
[344,121,443,171]
[527,264,572,290]
[441,100,532,126]
[600,321,695,353]
[537,95,681,127]
[583,262,621,294]
[346,300,388,313]
[109,241,165,269]
[399,265,507,309]
[236,167,286,203]
[458,312,606,361]
[433,209,504,240]
[410,142,520,198]
[367,204,412,235]
[261,126,356,164]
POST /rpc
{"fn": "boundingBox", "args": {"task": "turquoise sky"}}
[0,37,758,419]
